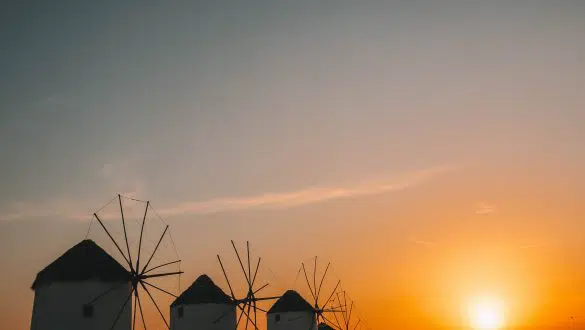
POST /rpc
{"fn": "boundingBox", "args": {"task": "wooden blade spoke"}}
[245,302,251,330]
[253,300,258,330]
[141,225,168,274]
[119,194,134,273]
[236,303,258,330]
[236,302,247,327]
[217,255,236,300]
[141,271,183,280]
[213,304,236,324]
[252,304,269,313]
[140,282,170,329]
[88,282,127,304]
[250,296,281,302]
[316,262,330,301]
[313,257,317,305]
[251,257,261,286]
[132,291,138,330]
[343,292,349,325]
[331,306,344,330]
[231,240,251,287]
[135,201,149,272]
[321,280,340,310]
[94,213,132,269]
[142,280,178,298]
[347,301,353,325]
[247,241,252,288]
[324,307,345,312]
[252,283,269,295]
[302,263,316,301]
[143,260,181,274]
[322,314,343,330]
[109,287,134,330]
[337,293,348,325]
[136,290,147,330]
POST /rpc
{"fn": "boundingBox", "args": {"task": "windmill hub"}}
[131,271,141,286]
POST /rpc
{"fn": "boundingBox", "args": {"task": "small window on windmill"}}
[178,306,184,318]
[275,314,281,322]
[82,304,94,318]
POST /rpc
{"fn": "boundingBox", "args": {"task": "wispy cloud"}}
[410,237,435,246]
[99,159,145,199]
[0,199,90,222]
[157,165,454,217]
[475,202,496,215]
[0,164,456,221]
[0,158,146,222]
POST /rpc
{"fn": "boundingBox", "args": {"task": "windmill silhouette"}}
[87,194,182,330]
[215,240,281,329]
[298,256,346,329]
[329,290,365,330]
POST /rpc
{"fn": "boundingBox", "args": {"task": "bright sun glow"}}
[468,295,505,330]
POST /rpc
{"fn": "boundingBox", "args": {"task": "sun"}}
[468,295,505,330]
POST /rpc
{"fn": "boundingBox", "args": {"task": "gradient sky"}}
[1,1,585,329]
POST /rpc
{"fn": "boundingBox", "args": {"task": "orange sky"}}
[2,159,585,329]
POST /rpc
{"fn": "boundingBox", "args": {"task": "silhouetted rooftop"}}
[267,290,314,314]
[171,274,233,307]
[31,239,129,290]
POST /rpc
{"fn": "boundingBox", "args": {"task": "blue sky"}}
[2,0,583,211]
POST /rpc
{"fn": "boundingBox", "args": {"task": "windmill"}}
[329,290,364,330]
[85,194,182,330]
[298,257,346,330]
[215,240,281,329]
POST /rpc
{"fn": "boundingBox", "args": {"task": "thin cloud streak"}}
[410,237,435,246]
[475,202,496,215]
[158,165,454,217]
[0,164,456,221]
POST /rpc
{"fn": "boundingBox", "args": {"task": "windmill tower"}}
[215,240,281,329]
[170,274,236,330]
[31,195,182,330]
[267,290,316,330]
[299,257,344,329]
[30,239,132,330]
[267,257,344,330]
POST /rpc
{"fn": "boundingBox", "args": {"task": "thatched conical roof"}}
[171,274,233,307]
[32,239,129,290]
[267,290,314,314]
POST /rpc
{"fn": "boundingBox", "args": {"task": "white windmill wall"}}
[267,311,316,330]
[170,303,236,330]
[30,280,131,330]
